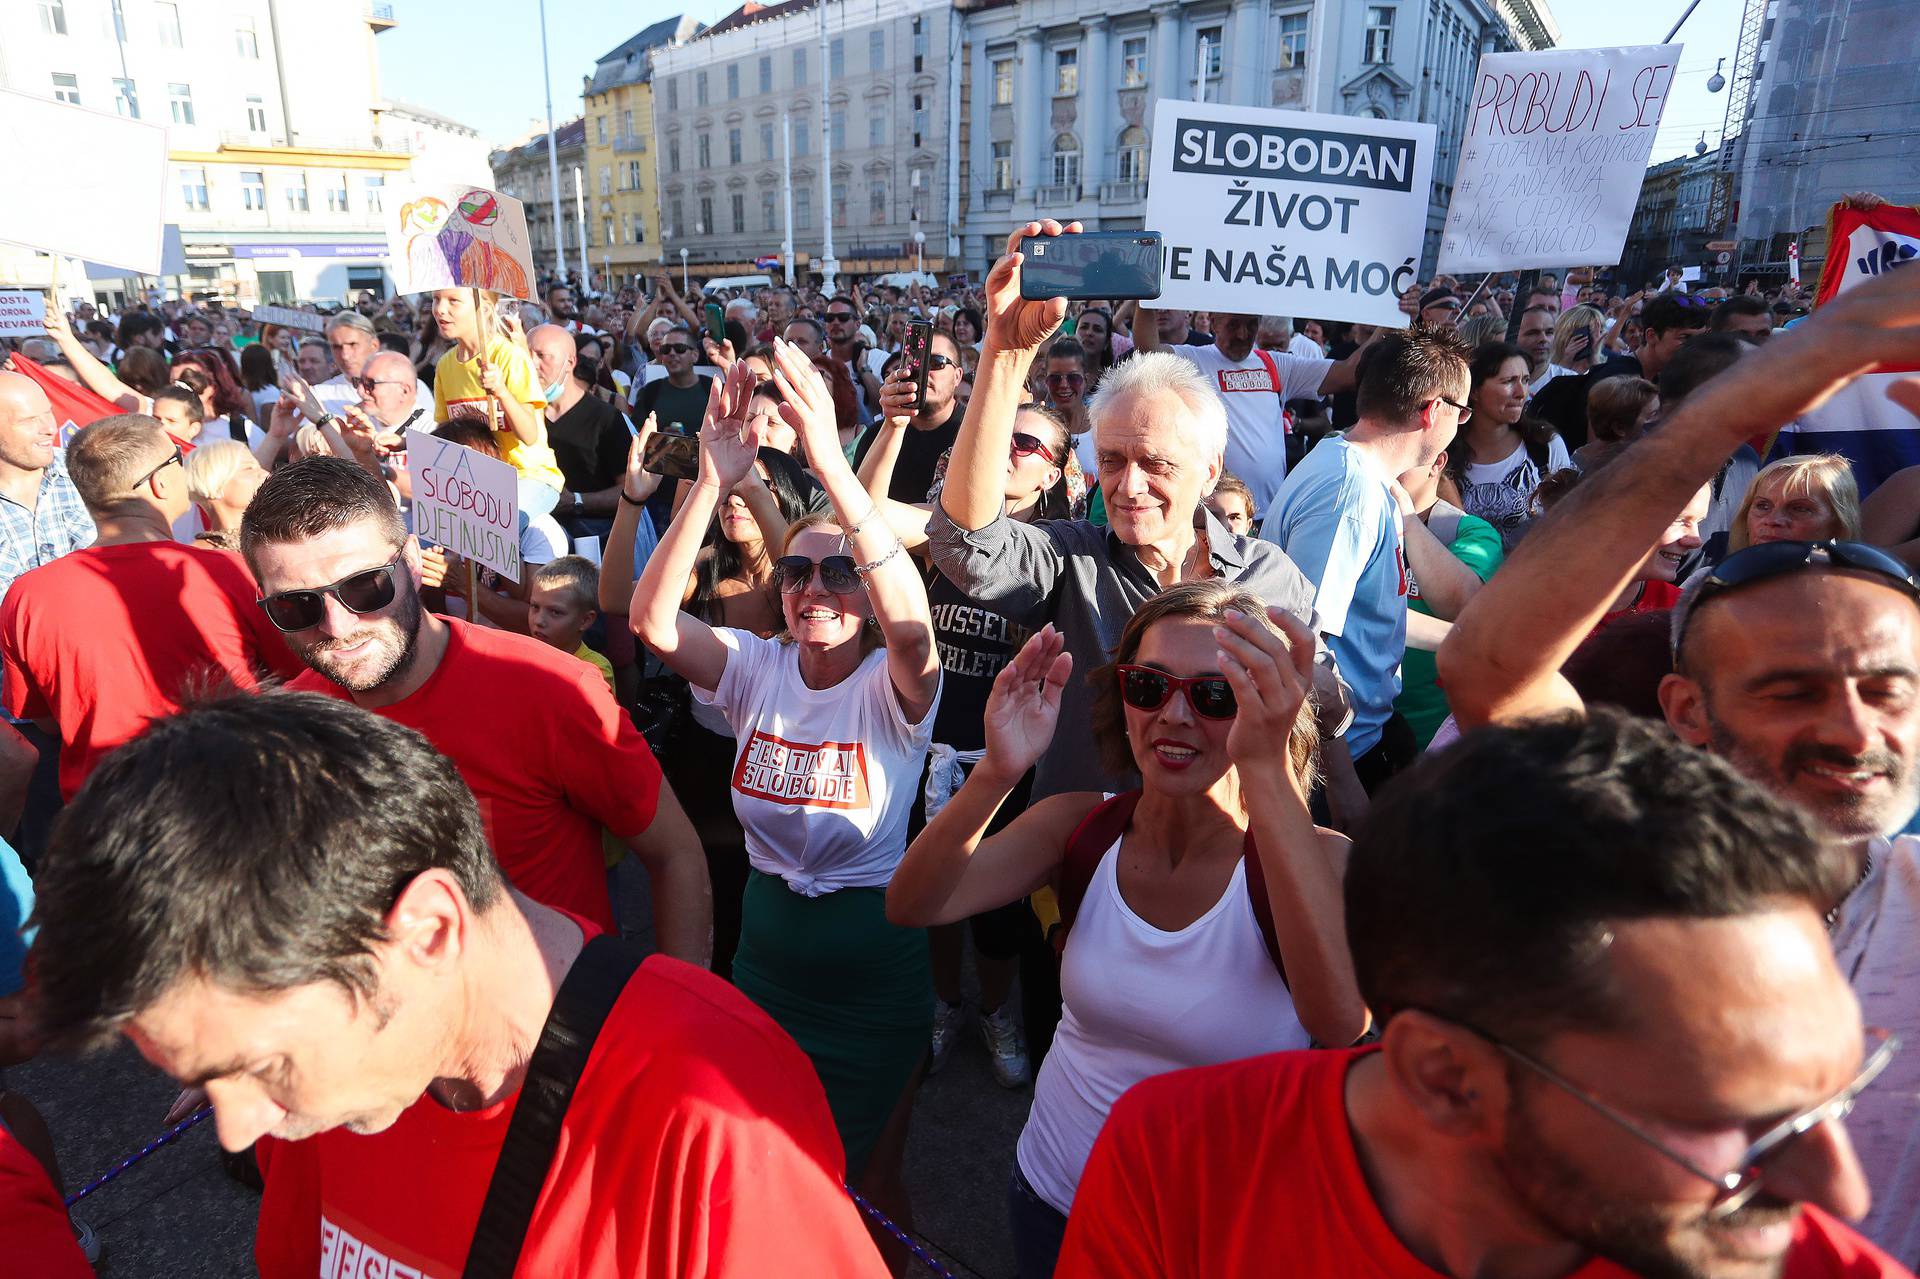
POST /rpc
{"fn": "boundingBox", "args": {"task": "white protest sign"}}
[1145,99,1435,328]
[384,185,535,300]
[0,291,47,337]
[250,304,328,333]
[405,430,522,582]
[0,89,168,273]
[1437,45,1681,274]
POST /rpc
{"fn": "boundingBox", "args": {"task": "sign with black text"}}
[405,430,522,582]
[1145,99,1435,328]
[1438,44,1682,273]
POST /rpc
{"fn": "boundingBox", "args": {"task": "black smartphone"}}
[903,318,934,412]
[1019,231,1162,302]
[946,272,970,293]
[704,302,726,345]
[641,430,701,481]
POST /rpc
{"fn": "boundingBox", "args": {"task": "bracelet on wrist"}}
[842,505,883,540]
[619,489,647,507]
[854,538,905,575]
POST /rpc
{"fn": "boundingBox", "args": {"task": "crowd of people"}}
[0,197,1916,1279]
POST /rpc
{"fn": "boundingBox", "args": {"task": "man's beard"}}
[1705,713,1919,841]
[1496,1084,1796,1279]
[297,579,423,694]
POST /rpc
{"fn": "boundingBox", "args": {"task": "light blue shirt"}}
[1261,436,1406,756]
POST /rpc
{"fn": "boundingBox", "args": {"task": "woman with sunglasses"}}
[630,342,941,1239]
[889,582,1365,1277]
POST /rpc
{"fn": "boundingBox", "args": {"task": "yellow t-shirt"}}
[574,642,616,695]
[432,337,565,493]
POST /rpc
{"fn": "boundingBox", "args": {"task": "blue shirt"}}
[1262,436,1406,756]
[0,451,95,712]
[0,835,33,997]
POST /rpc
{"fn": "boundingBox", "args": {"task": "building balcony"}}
[983,189,1014,212]
[216,131,411,157]
[1037,184,1081,208]
[1100,180,1148,204]
[613,134,648,154]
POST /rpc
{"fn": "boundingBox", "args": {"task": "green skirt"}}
[733,869,931,1179]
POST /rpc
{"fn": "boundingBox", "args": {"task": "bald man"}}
[528,324,629,526]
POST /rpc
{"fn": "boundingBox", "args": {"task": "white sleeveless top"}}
[1015,833,1311,1215]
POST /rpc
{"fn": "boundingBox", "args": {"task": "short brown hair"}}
[1354,325,1473,425]
[66,413,173,511]
[1586,376,1658,444]
[1089,581,1319,790]
[530,555,599,613]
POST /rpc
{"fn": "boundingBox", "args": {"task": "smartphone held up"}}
[1018,230,1163,302]
[641,429,702,482]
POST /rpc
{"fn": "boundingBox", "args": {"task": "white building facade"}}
[650,0,964,279]
[0,1,478,305]
[957,0,1556,275]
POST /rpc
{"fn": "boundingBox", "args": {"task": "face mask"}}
[543,377,568,403]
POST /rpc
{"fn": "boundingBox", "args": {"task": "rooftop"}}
[585,15,697,94]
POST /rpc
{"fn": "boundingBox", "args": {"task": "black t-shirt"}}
[636,373,714,436]
[1530,353,1643,451]
[851,405,962,505]
[926,568,1033,753]
[546,392,629,494]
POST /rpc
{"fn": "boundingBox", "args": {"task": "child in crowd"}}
[1205,473,1256,537]
[527,555,615,694]
[150,383,206,443]
[429,287,565,516]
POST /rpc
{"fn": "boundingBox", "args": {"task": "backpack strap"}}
[1252,347,1284,399]
[461,934,644,1279]
[1054,791,1140,950]
[1238,834,1289,989]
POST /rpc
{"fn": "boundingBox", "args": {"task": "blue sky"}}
[378,0,1745,165]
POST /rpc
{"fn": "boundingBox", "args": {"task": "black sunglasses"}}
[1116,664,1238,720]
[825,311,858,323]
[257,558,405,632]
[656,343,696,355]
[1674,540,1920,657]
[133,445,184,490]
[773,554,862,595]
[927,353,958,371]
[1010,431,1058,464]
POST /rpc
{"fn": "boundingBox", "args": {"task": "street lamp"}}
[680,247,689,295]
[1707,57,1726,94]
[1695,132,1708,157]
[913,230,925,277]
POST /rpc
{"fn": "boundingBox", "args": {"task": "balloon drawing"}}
[392,187,531,298]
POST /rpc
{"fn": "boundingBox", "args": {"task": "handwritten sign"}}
[250,304,328,333]
[1438,45,1681,274]
[405,429,522,582]
[0,89,168,273]
[384,185,534,299]
[0,291,46,337]
[1145,99,1435,328]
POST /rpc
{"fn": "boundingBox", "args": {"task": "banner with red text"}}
[1437,44,1682,274]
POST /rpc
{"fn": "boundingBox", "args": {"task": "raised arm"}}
[629,373,755,690]
[1392,481,1484,621]
[771,339,940,722]
[1439,263,1920,729]
[888,628,1091,926]
[1129,302,1166,353]
[40,306,144,411]
[855,368,915,498]
[941,220,1080,533]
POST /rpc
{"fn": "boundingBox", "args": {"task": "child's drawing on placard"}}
[386,185,533,299]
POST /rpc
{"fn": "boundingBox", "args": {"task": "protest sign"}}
[406,429,522,581]
[0,89,168,274]
[1145,99,1435,328]
[0,291,46,337]
[1437,45,1681,274]
[250,304,328,333]
[1815,200,1920,372]
[384,185,534,299]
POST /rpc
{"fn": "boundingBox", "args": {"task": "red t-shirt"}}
[1593,578,1682,639]
[253,950,887,1279]
[1057,1047,1913,1279]
[292,618,658,929]
[0,1124,91,1279]
[0,542,301,798]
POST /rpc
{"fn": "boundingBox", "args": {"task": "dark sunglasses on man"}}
[1672,540,1920,658]
[257,558,404,633]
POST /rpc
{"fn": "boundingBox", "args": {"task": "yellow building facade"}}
[583,18,697,290]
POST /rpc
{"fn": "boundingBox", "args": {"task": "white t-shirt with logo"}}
[692,628,939,897]
[1459,435,1572,552]
[1173,345,1333,516]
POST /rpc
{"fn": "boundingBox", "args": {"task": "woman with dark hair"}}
[1443,341,1571,551]
[1041,337,1096,479]
[170,349,256,439]
[1069,307,1129,389]
[238,342,283,422]
[954,305,985,351]
[572,331,623,404]
[411,308,454,389]
[889,582,1364,1278]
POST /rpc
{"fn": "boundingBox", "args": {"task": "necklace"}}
[1825,845,1876,930]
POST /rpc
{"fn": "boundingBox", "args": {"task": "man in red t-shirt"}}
[0,414,300,798]
[27,690,886,1278]
[238,457,709,960]
[1058,714,1914,1279]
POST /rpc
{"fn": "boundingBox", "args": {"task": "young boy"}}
[527,556,615,693]
[1205,472,1256,537]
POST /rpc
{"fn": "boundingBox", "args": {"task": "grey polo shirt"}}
[927,502,1321,798]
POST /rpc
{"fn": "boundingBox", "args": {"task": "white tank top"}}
[1015,834,1311,1215]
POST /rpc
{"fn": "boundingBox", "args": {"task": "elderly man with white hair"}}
[928,221,1336,799]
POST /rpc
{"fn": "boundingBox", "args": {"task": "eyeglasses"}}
[256,558,404,632]
[1010,431,1058,464]
[772,554,862,595]
[825,311,858,323]
[351,376,410,393]
[1673,540,1920,658]
[1433,395,1474,424]
[656,344,696,356]
[1115,664,1238,720]
[1466,1019,1897,1220]
[927,353,959,371]
[133,446,184,491]
[1046,372,1086,386]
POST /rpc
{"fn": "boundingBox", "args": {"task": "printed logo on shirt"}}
[320,1213,445,1279]
[733,729,871,809]
[1216,367,1278,394]
[442,396,493,424]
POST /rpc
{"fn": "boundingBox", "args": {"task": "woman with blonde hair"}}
[1551,303,1607,375]
[183,440,267,551]
[888,581,1364,1277]
[1727,454,1862,553]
